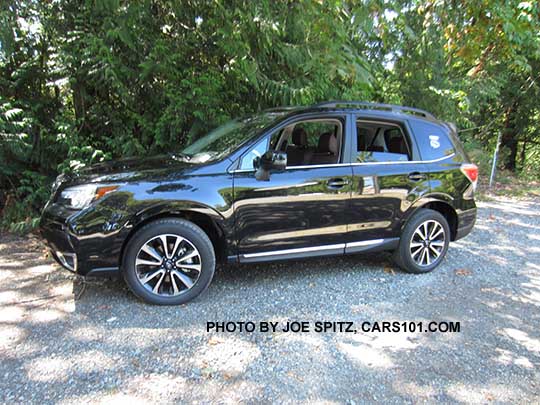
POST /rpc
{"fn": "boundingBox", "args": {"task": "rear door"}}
[347,116,430,252]
[232,113,354,262]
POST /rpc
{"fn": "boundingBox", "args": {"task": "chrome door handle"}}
[327,178,349,189]
[408,172,427,182]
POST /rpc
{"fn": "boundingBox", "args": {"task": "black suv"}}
[40,101,477,305]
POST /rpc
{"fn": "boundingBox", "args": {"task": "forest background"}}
[1,0,539,231]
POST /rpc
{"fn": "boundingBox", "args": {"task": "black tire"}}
[393,209,450,274]
[122,218,215,305]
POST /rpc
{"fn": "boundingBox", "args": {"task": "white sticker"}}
[429,135,440,149]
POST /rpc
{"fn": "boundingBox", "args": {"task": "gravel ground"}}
[1,195,540,404]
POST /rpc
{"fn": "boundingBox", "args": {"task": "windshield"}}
[181,112,285,162]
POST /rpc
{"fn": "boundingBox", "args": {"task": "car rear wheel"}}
[393,209,450,274]
[123,218,215,305]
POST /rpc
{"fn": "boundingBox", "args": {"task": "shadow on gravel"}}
[1,197,540,403]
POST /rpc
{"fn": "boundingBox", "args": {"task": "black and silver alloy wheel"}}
[393,208,450,274]
[135,234,202,296]
[123,218,215,305]
[409,220,446,267]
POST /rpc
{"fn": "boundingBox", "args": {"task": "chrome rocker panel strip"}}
[345,238,387,254]
[239,238,399,263]
[243,243,346,258]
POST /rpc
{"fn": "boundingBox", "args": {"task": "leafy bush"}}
[0,171,50,230]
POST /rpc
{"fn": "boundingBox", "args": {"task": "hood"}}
[69,154,196,184]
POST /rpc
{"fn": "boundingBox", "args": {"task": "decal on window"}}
[429,135,440,149]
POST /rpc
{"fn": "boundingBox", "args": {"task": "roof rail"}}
[312,100,435,119]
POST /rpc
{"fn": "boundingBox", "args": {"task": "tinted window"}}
[408,120,455,160]
[356,120,410,163]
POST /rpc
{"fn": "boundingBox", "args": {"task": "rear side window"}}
[409,120,455,161]
[356,120,411,163]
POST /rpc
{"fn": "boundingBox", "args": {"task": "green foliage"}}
[462,138,491,178]
[0,0,539,231]
[0,170,49,231]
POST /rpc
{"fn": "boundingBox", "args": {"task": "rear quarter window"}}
[409,120,455,161]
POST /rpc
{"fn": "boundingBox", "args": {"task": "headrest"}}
[387,136,405,154]
[317,132,338,154]
[367,145,384,152]
[357,127,373,151]
[292,127,307,147]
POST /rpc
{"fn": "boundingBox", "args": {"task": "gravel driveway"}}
[1,195,539,404]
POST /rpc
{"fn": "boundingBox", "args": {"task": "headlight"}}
[59,184,118,209]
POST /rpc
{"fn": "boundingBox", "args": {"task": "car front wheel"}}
[393,209,450,274]
[122,218,215,305]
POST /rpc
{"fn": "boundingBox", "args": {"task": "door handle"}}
[327,178,349,189]
[408,172,427,182]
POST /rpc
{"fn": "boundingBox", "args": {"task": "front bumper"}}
[51,250,77,272]
[40,202,124,277]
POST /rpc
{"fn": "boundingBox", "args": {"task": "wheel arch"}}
[404,195,458,241]
[119,203,229,268]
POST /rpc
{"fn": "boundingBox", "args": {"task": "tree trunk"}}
[500,104,518,171]
[520,141,527,170]
[72,79,86,123]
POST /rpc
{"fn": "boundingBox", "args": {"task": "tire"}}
[393,209,450,274]
[122,218,215,305]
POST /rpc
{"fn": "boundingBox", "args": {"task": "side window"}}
[356,120,410,163]
[278,119,342,167]
[239,137,268,170]
[408,120,455,160]
[239,129,283,170]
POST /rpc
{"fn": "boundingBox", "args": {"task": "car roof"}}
[266,101,442,125]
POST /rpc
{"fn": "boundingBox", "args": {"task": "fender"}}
[129,200,226,227]
[126,200,233,245]
[113,200,236,266]
[400,192,456,229]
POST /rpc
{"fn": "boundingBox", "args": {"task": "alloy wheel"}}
[135,233,202,296]
[409,220,446,267]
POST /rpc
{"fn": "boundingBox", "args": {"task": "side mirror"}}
[254,150,287,181]
[254,150,287,171]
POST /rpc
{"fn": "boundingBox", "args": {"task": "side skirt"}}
[237,238,399,264]
[86,267,121,278]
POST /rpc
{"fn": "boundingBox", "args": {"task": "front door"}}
[232,115,353,262]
